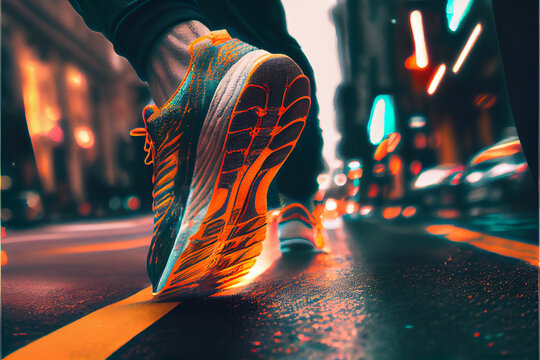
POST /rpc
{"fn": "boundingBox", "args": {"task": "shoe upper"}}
[132,31,257,289]
[278,203,325,249]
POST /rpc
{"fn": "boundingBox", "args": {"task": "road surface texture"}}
[2,213,538,359]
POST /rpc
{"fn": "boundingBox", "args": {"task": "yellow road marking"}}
[4,287,179,360]
[426,224,539,266]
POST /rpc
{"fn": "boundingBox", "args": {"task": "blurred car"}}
[315,163,362,221]
[407,163,465,215]
[461,137,533,209]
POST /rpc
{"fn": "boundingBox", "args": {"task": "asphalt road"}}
[2,213,538,359]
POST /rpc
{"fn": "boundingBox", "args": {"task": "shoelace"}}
[130,127,154,165]
[130,104,158,165]
[129,30,231,166]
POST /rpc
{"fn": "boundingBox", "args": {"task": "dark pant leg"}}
[68,0,209,80]
[68,0,324,202]
[492,0,538,187]
[198,0,325,203]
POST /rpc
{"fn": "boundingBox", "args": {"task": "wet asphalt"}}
[2,214,538,359]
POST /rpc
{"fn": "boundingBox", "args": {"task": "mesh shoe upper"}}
[278,203,325,250]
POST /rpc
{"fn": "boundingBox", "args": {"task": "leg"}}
[491,0,538,188]
[146,21,210,106]
[197,0,325,207]
[69,0,313,295]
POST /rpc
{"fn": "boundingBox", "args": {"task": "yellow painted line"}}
[46,237,151,255]
[426,224,539,267]
[4,287,179,360]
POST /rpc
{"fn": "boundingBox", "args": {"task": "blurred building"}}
[332,0,516,203]
[2,0,152,225]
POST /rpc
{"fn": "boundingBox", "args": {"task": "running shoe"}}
[131,30,311,297]
[278,203,325,253]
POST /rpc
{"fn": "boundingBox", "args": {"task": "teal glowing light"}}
[367,95,396,145]
[446,0,473,32]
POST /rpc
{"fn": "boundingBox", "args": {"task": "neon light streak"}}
[471,139,521,164]
[427,64,446,95]
[369,98,386,144]
[453,23,482,73]
[374,138,389,161]
[410,10,429,68]
[447,0,474,32]
[367,95,396,145]
[387,133,401,153]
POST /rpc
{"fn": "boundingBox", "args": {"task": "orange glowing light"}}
[414,133,427,149]
[402,206,417,218]
[71,76,82,85]
[348,168,363,180]
[410,11,429,68]
[425,224,454,236]
[314,190,325,202]
[382,206,402,220]
[389,155,402,175]
[436,209,461,219]
[405,54,422,70]
[346,202,357,214]
[373,163,385,175]
[227,219,282,290]
[1,250,7,266]
[410,161,422,175]
[48,237,151,254]
[69,72,82,86]
[474,93,497,109]
[374,139,389,161]
[387,133,401,153]
[453,24,482,73]
[45,106,61,121]
[367,184,380,198]
[427,64,446,95]
[74,126,95,149]
[471,140,522,165]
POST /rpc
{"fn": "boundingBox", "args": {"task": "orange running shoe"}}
[277,203,325,253]
[131,30,311,297]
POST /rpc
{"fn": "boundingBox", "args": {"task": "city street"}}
[2,213,538,359]
[2,0,538,359]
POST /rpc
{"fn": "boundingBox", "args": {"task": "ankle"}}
[146,21,210,106]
